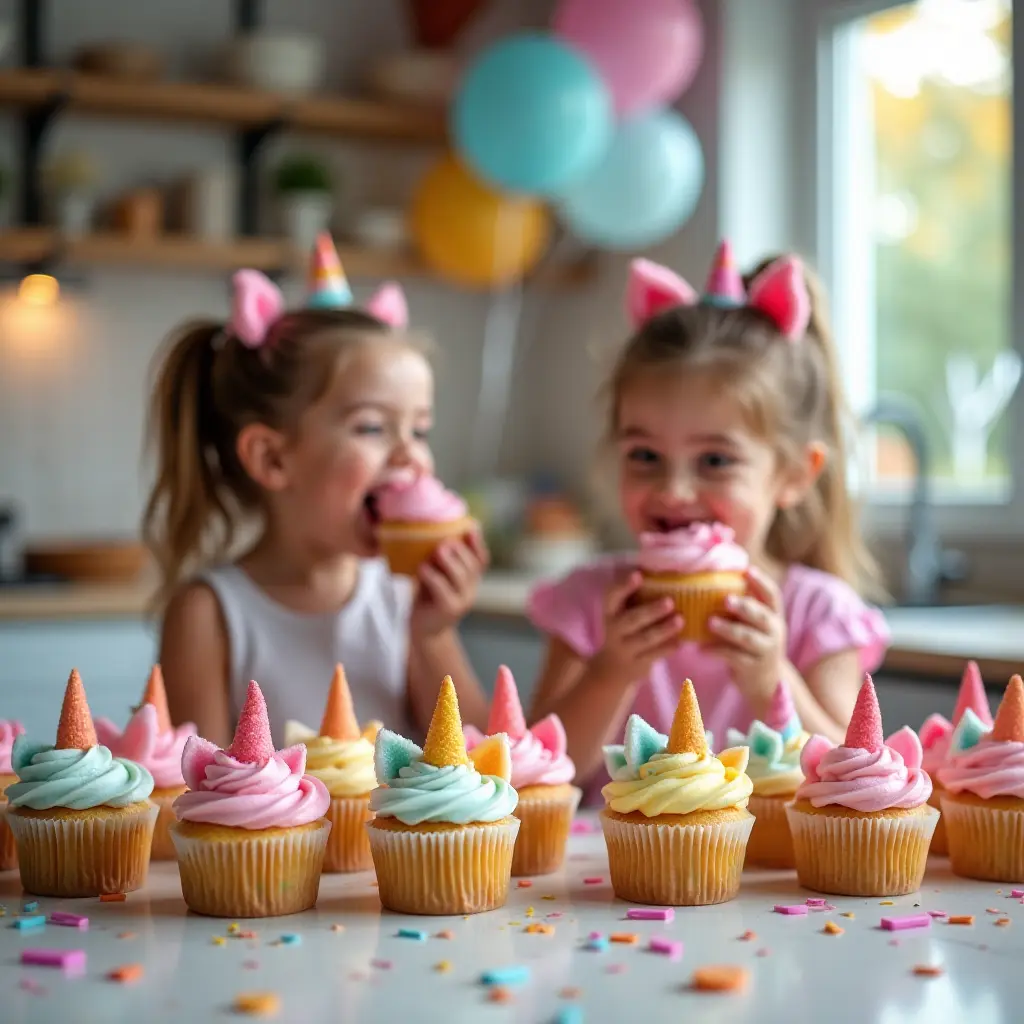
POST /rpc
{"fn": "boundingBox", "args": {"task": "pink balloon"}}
[553,0,704,118]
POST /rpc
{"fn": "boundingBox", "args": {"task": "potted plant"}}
[274,155,334,250]
[44,151,100,237]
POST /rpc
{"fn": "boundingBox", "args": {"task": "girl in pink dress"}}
[527,242,889,794]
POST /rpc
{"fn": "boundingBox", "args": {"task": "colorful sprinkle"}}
[605,963,627,975]
[99,893,126,902]
[691,965,749,992]
[739,930,757,941]
[330,924,345,933]
[370,959,393,970]
[117,932,137,940]
[986,908,1001,914]
[755,948,771,957]
[996,918,1012,927]
[880,900,894,906]
[1011,889,1024,898]
[396,928,426,941]
[22,901,38,913]
[488,986,514,1004]
[434,961,452,973]
[542,895,557,901]
[583,877,604,885]
[840,912,855,919]
[648,936,683,960]
[228,923,241,934]
[881,914,931,931]
[569,819,598,833]
[20,949,86,971]
[823,921,844,935]
[212,936,227,946]
[516,880,533,888]
[805,898,827,907]
[435,930,455,940]
[913,965,945,978]
[481,966,530,986]
[927,910,948,918]
[525,923,555,936]
[948,915,975,926]
[49,912,88,930]
[610,933,639,944]
[12,915,46,931]
[559,987,582,999]
[555,1006,585,1024]
[107,963,143,983]
[773,904,809,916]
[232,992,280,1016]
[277,934,301,946]
[525,907,535,917]
[626,907,674,922]
[584,936,609,952]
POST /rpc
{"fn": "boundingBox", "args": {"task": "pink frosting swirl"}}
[637,523,749,574]
[96,705,196,789]
[0,720,25,775]
[375,475,468,523]
[174,737,330,830]
[938,738,1024,799]
[466,714,576,788]
[795,727,932,811]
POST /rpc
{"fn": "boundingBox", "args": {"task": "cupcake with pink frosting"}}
[373,473,475,577]
[171,680,331,918]
[95,665,196,861]
[786,676,938,896]
[917,660,992,855]
[465,666,580,876]
[636,523,748,643]
[938,674,1024,882]
[0,718,25,870]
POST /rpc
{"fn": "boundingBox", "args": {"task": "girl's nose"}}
[662,468,697,503]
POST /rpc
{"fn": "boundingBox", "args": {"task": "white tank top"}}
[200,559,413,745]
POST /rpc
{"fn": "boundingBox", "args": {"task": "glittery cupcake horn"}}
[952,661,992,728]
[703,239,746,307]
[764,681,797,735]
[488,665,527,741]
[667,680,707,757]
[320,664,360,741]
[421,676,469,768]
[306,231,353,310]
[55,668,98,751]
[845,676,883,752]
[228,681,275,766]
[991,675,1024,743]
[141,664,172,734]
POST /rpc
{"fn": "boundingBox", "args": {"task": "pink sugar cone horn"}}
[952,661,992,727]
[227,680,275,765]
[764,681,796,733]
[487,666,527,740]
[704,240,746,304]
[844,675,883,752]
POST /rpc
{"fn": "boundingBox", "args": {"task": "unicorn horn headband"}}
[625,239,812,341]
[229,231,409,349]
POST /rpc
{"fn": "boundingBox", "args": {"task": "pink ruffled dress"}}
[0,719,25,869]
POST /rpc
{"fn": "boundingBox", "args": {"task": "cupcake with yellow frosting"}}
[367,676,520,915]
[284,664,381,873]
[726,681,808,868]
[601,680,754,906]
[5,670,157,897]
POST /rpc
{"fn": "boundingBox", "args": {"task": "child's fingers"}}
[724,594,774,634]
[465,528,491,567]
[707,615,772,655]
[419,562,458,611]
[744,566,782,612]
[632,615,684,653]
[436,541,475,587]
[604,571,643,617]
[617,598,676,639]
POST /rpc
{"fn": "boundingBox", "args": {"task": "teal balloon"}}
[452,33,614,197]
[559,108,705,250]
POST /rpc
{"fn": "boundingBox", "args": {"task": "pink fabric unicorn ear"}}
[278,743,307,776]
[746,256,811,340]
[181,735,220,791]
[365,282,408,328]
[230,269,285,348]
[800,734,834,783]
[626,258,699,327]
[885,726,924,771]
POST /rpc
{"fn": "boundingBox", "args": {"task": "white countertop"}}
[1,820,1022,1023]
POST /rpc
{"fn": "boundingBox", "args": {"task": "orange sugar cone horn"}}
[55,668,99,750]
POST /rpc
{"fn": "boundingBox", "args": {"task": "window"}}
[824,0,1019,502]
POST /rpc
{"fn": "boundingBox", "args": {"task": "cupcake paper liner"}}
[786,804,938,896]
[0,803,17,872]
[150,786,186,862]
[512,787,582,877]
[600,810,754,906]
[377,518,474,577]
[171,819,331,918]
[323,795,374,873]
[638,572,746,644]
[941,793,1024,882]
[745,793,796,869]
[366,818,520,915]
[928,784,947,856]
[7,802,158,897]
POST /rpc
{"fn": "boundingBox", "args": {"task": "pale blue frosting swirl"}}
[6,736,154,811]
[370,761,518,826]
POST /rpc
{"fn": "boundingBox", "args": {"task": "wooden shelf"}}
[0,68,447,143]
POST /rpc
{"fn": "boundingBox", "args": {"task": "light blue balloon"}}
[452,32,614,197]
[559,108,705,250]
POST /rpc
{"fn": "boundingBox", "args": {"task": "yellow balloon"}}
[410,154,551,289]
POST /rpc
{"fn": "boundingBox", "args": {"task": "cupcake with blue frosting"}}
[726,682,809,868]
[5,669,157,897]
[367,676,519,915]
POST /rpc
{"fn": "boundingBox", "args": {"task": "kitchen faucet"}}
[861,395,967,606]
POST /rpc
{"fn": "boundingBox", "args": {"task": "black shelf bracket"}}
[237,116,285,241]
[235,0,261,33]
[18,0,44,68]
[19,94,68,226]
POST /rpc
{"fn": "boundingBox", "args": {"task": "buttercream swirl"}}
[302,736,377,798]
[465,719,575,789]
[370,761,517,826]
[727,720,807,797]
[174,741,330,830]
[375,475,468,523]
[637,523,749,575]
[938,737,1024,800]
[602,750,752,816]
[6,737,154,810]
[795,728,931,811]
[95,704,195,790]
[0,719,25,775]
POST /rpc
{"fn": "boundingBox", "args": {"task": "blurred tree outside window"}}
[842,0,1017,497]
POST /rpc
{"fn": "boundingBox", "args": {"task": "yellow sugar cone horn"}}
[421,676,469,767]
[668,679,707,757]
[319,664,360,741]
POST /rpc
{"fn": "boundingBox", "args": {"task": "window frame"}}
[802,0,1023,539]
